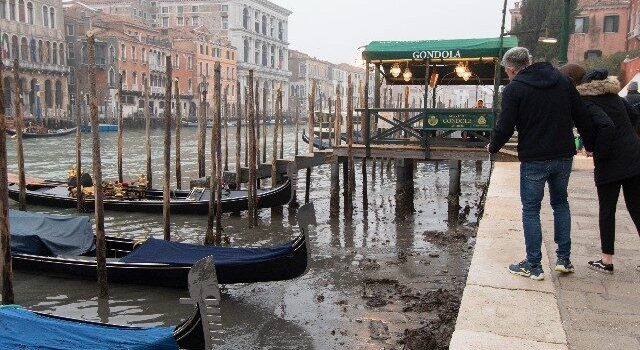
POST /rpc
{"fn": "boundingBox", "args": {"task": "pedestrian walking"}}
[562,67,640,273]
[488,47,594,281]
[624,81,640,135]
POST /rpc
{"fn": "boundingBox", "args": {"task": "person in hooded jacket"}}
[488,47,595,281]
[565,68,640,273]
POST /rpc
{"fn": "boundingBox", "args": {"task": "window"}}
[187,56,192,69]
[121,44,126,60]
[20,37,27,60]
[29,38,35,61]
[141,48,146,63]
[58,43,63,64]
[242,7,249,29]
[604,15,619,33]
[9,0,14,20]
[261,44,267,66]
[278,21,283,40]
[255,11,259,32]
[192,16,199,26]
[27,2,34,24]
[0,0,5,19]
[150,1,156,7]
[584,50,602,60]
[199,62,202,75]
[66,24,74,36]
[177,16,184,25]
[132,72,137,87]
[108,45,114,61]
[42,5,47,26]
[199,44,203,54]
[49,7,54,28]
[222,16,228,29]
[52,42,57,64]
[161,6,168,13]
[10,36,18,59]
[262,14,267,34]
[131,46,136,62]
[162,17,168,28]
[188,78,192,92]
[17,0,23,21]
[191,5,198,12]
[177,5,183,13]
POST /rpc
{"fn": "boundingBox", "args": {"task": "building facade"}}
[1,0,69,119]
[568,0,630,62]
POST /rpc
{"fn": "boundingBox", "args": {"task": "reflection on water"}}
[5,126,490,349]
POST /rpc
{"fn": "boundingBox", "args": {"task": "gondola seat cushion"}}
[120,238,295,266]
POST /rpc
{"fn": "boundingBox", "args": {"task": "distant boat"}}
[7,127,77,139]
[80,124,118,132]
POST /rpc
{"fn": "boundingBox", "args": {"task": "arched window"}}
[278,21,283,40]
[108,68,115,87]
[44,79,52,108]
[141,73,146,87]
[26,1,32,24]
[55,80,62,107]
[42,5,47,27]
[11,35,18,59]
[52,42,57,64]
[261,15,266,34]
[29,38,36,61]
[44,40,50,63]
[0,0,6,19]
[261,43,267,66]
[49,7,54,28]
[8,0,15,20]
[17,0,23,22]
[120,44,125,60]
[132,72,137,88]
[37,39,42,62]
[242,7,249,29]
[254,11,259,32]
[1,34,8,59]
[20,37,27,60]
[109,45,115,61]
[141,48,145,63]
[58,43,63,65]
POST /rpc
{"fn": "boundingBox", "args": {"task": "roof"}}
[362,36,518,61]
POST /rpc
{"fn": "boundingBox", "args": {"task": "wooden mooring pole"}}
[197,79,207,179]
[247,71,258,226]
[255,86,261,166]
[175,79,182,190]
[162,56,172,242]
[117,73,124,183]
[88,32,108,298]
[224,94,229,172]
[345,75,354,217]
[244,87,248,167]
[271,87,281,187]
[0,60,15,304]
[262,86,267,165]
[214,63,223,243]
[305,81,316,204]
[75,82,84,212]
[235,81,242,189]
[395,158,415,217]
[144,82,152,188]
[448,160,462,227]
[13,60,26,211]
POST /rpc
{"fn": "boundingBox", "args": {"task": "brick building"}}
[1,0,69,119]
[568,0,630,63]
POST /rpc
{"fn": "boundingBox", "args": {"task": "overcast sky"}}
[275,0,516,65]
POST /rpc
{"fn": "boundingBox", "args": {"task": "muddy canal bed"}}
[6,129,489,349]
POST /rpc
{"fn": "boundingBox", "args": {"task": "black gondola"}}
[7,127,77,138]
[1,256,223,350]
[8,177,292,214]
[301,129,332,150]
[10,204,315,288]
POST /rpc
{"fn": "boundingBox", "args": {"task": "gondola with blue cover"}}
[9,204,315,288]
[1,256,223,349]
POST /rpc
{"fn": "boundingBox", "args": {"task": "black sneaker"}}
[587,259,614,274]
[555,258,575,274]
[509,260,545,280]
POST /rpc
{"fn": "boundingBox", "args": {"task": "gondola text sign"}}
[412,50,462,59]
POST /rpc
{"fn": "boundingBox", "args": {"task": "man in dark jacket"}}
[625,81,640,134]
[488,47,594,281]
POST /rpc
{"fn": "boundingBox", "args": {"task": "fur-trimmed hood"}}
[576,77,620,96]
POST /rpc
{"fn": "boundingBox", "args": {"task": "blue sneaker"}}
[509,260,545,280]
[555,258,575,274]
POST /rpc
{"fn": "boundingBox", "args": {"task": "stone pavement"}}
[450,159,640,350]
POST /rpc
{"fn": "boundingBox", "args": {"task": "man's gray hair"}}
[501,47,533,72]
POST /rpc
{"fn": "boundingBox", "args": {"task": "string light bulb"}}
[403,67,413,82]
[390,63,402,78]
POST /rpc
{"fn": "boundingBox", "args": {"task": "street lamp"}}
[558,0,571,64]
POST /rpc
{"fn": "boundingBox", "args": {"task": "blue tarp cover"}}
[9,209,95,256]
[120,238,294,266]
[0,305,178,350]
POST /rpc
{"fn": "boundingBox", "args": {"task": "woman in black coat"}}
[572,69,640,273]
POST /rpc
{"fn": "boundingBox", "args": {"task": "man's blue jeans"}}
[520,158,573,266]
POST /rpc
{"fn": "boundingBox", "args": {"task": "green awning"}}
[363,36,518,61]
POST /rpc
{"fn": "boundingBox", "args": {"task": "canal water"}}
[5,125,490,349]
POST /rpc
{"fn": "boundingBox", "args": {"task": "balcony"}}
[1,59,70,74]
[151,86,165,95]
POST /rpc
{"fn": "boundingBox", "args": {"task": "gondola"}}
[10,204,315,288]
[7,127,77,138]
[1,256,223,350]
[8,176,292,214]
[301,129,332,150]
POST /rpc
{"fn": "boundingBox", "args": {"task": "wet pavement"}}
[4,126,490,349]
